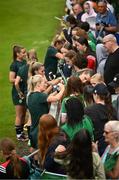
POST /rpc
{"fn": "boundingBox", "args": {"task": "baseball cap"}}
[93,83,109,95]
[108,74,119,88]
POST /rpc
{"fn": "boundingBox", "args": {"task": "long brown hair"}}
[13,45,24,61]
[0,138,22,178]
[38,114,59,166]
[65,50,77,64]
[55,129,93,179]
[64,76,83,97]
[99,93,114,120]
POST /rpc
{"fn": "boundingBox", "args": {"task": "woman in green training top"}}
[27,75,65,149]
[44,39,64,80]
[9,45,27,141]
[102,120,119,179]
[61,97,94,141]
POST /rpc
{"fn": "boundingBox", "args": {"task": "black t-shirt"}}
[17,64,29,94]
[27,92,49,148]
[44,46,58,78]
[84,103,117,141]
[104,48,119,85]
[43,132,68,174]
[0,157,29,179]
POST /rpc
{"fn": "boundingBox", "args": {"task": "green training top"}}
[44,46,58,75]
[61,115,94,141]
[61,95,85,113]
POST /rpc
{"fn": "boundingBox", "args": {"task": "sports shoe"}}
[17,134,29,142]
[21,132,28,139]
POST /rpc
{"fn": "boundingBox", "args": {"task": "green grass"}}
[0,0,65,139]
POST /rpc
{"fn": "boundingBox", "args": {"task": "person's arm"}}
[55,145,66,153]
[105,12,117,33]
[47,83,65,102]
[44,78,62,94]
[54,145,66,165]
[104,25,117,33]
[93,152,106,179]
[44,84,53,94]
[9,71,16,84]
[55,52,64,59]
[106,157,119,179]
[48,78,61,86]
[43,143,63,171]
[15,76,24,99]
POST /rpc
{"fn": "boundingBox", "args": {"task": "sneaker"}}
[17,134,29,142]
[21,132,28,139]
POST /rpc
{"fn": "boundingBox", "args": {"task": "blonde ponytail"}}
[27,74,44,93]
[28,62,44,77]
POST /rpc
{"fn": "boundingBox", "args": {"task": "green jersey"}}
[27,92,49,148]
[44,46,58,77]
[10,59,26,105]
[17,64,29,94]
[61,115,94,141]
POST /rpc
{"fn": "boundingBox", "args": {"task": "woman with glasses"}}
[102,120,119,179]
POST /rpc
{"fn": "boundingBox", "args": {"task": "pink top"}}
[81,1,97,33]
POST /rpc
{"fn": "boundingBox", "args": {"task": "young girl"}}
[0,138,29,179]
[61,76,84,124]
[38,114,67,174]
[76,37,96,71]
[81,1,97,36]
[61,97,94,141]
[64,50,87,77]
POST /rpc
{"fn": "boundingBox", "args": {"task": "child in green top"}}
[61,76,85,124]
[61,97,94,141]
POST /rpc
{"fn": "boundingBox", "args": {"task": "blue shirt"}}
[96,10,117,38]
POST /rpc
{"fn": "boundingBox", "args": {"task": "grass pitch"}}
[0,0,65,139]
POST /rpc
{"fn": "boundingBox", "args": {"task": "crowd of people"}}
[0,0,119,179]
